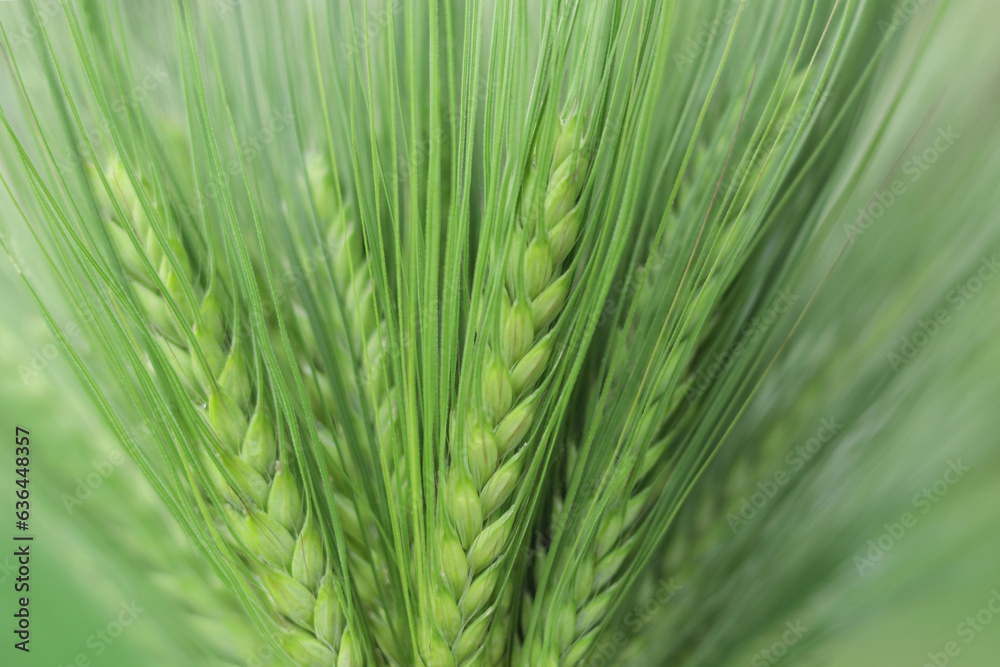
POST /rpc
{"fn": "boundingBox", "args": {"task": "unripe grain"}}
[467,424,499,490]
[282,631,336,667]
[260,566,315,627]
[242,403,277,475]
[467,508,515,572]
[452,612,491,662]
[267,463,303,531]
[291,521,325,591]
[314,575,344,647]
[482,354,514,423]
[452,474,484,549]
[480,447,525,515]
[434,588,462,643]
[461,566,498,618]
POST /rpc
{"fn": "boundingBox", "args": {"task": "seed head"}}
[211,450,268,507]
[439,531,469,599]
[524,237,554,299]
[510,333,554,395]
[337,628,358,667]
[207,389,248,453]
[548,204,583,264]
[247,510,295,569]
[217,343,251,410]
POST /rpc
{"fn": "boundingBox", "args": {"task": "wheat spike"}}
[525,78,809,663]
[91,158,350,666]
[424,113,592,666]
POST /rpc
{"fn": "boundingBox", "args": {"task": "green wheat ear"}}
[282,150,407,663]
[522,72,815,665]
[423,111,592,666]
[87,157,355,665]
[299,151,393,433]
